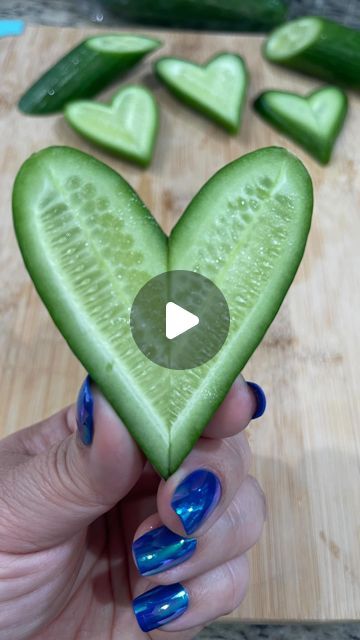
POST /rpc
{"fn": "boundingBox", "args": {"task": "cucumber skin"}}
[18,37,161,115]
[155,54,248,134]
[254,90,348,164]
[102,0,288,31]
[12,146,313,478]
[265,17,360,89]
[12,146,170,477]
[168,146,313,471]
[64,89,159,168]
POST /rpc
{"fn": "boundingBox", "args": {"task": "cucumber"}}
[264,16,360,88]
[64,85,159,167]
[102,0,288,31]
[254,86,348,164]
[12,146,313,478]
[155,54,248,134]
[18,34,161,115]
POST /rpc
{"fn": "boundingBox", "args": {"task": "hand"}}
[0,375,266,640]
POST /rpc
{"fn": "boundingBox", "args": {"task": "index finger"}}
[202,375,266,439]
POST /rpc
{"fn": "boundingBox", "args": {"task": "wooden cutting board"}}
[1,25,359,623]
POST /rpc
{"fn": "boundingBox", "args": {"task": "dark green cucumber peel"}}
[102,0,288,32]
[18,34,162,115]
[264,16,360,88]
[64,85,159,167]
[155,53,248,134]
[12,146,313,478]
[254,87,348,164]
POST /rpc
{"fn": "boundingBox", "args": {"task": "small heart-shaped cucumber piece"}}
[155,53,248,133]
[254,86,348,164]
[19,34,162,115]
[65,85,159,167]
[12,146,313,478]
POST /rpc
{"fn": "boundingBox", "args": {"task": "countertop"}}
[0,2,360,640]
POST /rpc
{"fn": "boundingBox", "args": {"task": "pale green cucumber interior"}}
[168,148,312,469]
[87,34,160,53]
[157,55,246,123]
[265,17,322,60]
[13,147,312,477]
[13,148,170,474]
[308,88,346,132]
[265,89,344,136]
[65,87,157,155]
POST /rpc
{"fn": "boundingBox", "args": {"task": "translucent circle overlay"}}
[130,270,230,370]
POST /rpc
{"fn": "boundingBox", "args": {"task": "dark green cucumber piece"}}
[18,34,161,115]
[254,86,348,164]
[155,53,248,133]
[12,146,312,478]
[102,0,288,31]
[264,16,360,88]
[64,85,159,167]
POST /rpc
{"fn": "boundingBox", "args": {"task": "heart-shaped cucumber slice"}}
[254,86,348,164]
[155,53,248,133]
[65,86,159,167]
[12,146,313,478]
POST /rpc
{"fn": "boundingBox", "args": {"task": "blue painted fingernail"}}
[171,469,222,535]
[133,525,197,577]
[247,381,267,419]
[76,375,94,446]
[133,583,189,632]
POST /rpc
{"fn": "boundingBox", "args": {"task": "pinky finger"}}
[132,555,249,633]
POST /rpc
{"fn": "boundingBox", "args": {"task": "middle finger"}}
[132,475,265,581]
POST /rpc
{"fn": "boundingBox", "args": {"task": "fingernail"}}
[133,583,189,632]
[76,375,94,446]
[133,525,197,577]
[171,469,222,535]
[247,381,267,419]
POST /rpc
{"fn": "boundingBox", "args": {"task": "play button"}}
[166,302,199,340]
[130,270,230,370]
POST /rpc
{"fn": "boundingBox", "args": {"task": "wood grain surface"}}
[0,26,359,622]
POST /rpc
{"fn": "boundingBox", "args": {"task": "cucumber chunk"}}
[155,53,248,133]
[101,0,288,32]
[12,146,313,477]
[18,34,161,115]
[65,85,159,167]
[264,16,360,88]
[254,86,348,164]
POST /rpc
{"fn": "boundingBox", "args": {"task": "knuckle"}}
[247,475,267,523]
[222,432,252,477]
[40,439,99,508]
[222,557,249,615]
[225,476,266,554]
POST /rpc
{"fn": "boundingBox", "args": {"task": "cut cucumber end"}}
[265,17,322,61]
[87,34,162,54]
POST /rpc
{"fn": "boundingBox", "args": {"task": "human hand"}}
[0,375,266,640]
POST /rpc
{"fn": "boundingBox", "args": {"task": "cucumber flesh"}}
[64,85,159,167]
[155,54,248,133]
[12,146,313,478]
[265,17,321,60]
[87,34,160,53]
[264,16,360,88]
[254,87,348,164]
[18,34,161,115]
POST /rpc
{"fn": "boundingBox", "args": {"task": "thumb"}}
[0,377,145,552]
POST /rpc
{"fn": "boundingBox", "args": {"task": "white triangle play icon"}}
[166,302,199,340]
